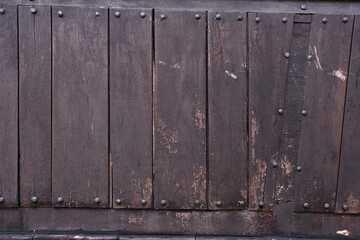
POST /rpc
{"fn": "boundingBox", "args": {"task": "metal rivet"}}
[343,204,349,211]
[95,197,101,203]
[0,197,5,203]
[307,55,313,61]
[141,199,147,205]
[238,200,245,207]
[140,12,146,18]
[160,14,167,20]
[57,197,64,203]
[273,162,278,168]
[30,8,37,14]
[195,14,201,20]
[255,17,260,23]
[282,17,288,23]
[114,11,120,18]
[322,18,328,24]
[303,202,310,208]
[57,11,63,17]
[302,110,308,116]
[259,201,265,207]
[297,166,302,172]
[0,8,5,14]
[31,196,38,203]
[161,199,167,206]
[237,16,243,21]
[215,14,221,20]
[300,4,307,10]
[194,200,201,206]
[324,203,330,209]
[95,12,100,17]
[216,201,222,206]
[278,108,284,115]
[284,52,290,58]
[343,17,349,23]
[116,199,122,205]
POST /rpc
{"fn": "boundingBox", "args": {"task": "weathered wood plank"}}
[248,12,294,210]
[294,14,354,212]
[19,5,51,207]
[0,6,18,208]
[110,8,153,209]
[208,11,247,210]
[335,15,360,214]
[154,10,206,209]
[52,6,109,207]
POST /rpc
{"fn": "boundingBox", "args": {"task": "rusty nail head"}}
[195,200,201,206]
[95,197,101,203]
[238,200,245,207]
[161,200,167,206]
[273,162,278,168]
[30,8,37,14]
[324,203,330,209]
[215,14,221,20]
[322,18,328,24]
[303,202,310,208]
[31,196,38,203]
[58,11,63,17]
[343,204,349,211]
[114,11,120,18]
[95,12,100,17]
[307,55,313,61]
[116,199,122,205]
[160,14,167,20]
[282,17,288,23]
[0,197,4,203]
[57,197,64,203]
[343,17,349,23]
[255,17,260,23]
[141,199,147,205]
[0,8,5,14]
[237,16,243,21]
[285,52,290,58]
[297,166,302,171]
[216,201,222,206]
[195,14,201,20]
[300,4,307,10]
[278,108,284,115]
[140,12,146,18]
[259,201,265,207]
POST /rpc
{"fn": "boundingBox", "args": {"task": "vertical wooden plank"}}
[110,8,153,209]
[19,6,51,207]
[154,10,206,209]
[275,20,312,201]
[208,11,248,210]
[52,6,109,207]
[294,14,354,212]
[0,6,18,208]
[248,13,294,210]
[336,16,360,214]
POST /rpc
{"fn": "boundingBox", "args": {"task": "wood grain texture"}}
[208,11,248,210]
[248,12,294,210]
[335,15,360,214]
[110,8,153,209]
[19,6,51,207]
[52,6,109,207]
[275,22,311,201]
[154,10,206,209]
[294,14,354,212]
[0,6,18,208]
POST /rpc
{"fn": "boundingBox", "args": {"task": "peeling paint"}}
[159,60,166,65]
[337,230,350,236]
[155,113,179,154]
[170,63,180,69]
[330,69,347,82]
[313,46,323,71]
[225,70,237,79]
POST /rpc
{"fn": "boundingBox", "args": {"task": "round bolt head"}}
[114,11,120,18]
[282,17,288,23]
[57,11,63,17]
[322,18,328,24]
[194,14,201,20]
[296,166,302,172]
[324,203,330,209]
[259,201,265,207]
[140,12,146,18]
[160,14,167,20]
[115,199,122,205]
[284,52,290,58]
[57,197,64,203]
[141,199,147,205]
[216,201,222,206]
[0,8,5,14]
[238,200,245,207]
[31,196,38,203]
[30,8,37,14]
[237,16,243,21]
[303,202,310,208]
[94,197,101,203]
[194,199,201,206]
[255,17,260,23]
[278,108,284,115]
[0,197,5,203]
[343,17,349,23]
[161,199,167,206]
[300,4,307,10]
[302,110,308,116]
[215,14,221,20]
[343,204,349,211]
[95,12,100,17]
[307,55,313,61]
[272,161,278,168]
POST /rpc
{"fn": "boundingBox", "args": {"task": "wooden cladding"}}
[0,6,359,213]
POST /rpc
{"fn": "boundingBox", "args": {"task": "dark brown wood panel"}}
[110,8,153,209]
[0,6,18,208]
[248,12,294,210]
[294,14,354,212]
[52,6,109,207]
[19,5,51,207]
[208,11,248,210]
[275,21,311,201]
[335,15,360,214]
[154,10,206,209]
